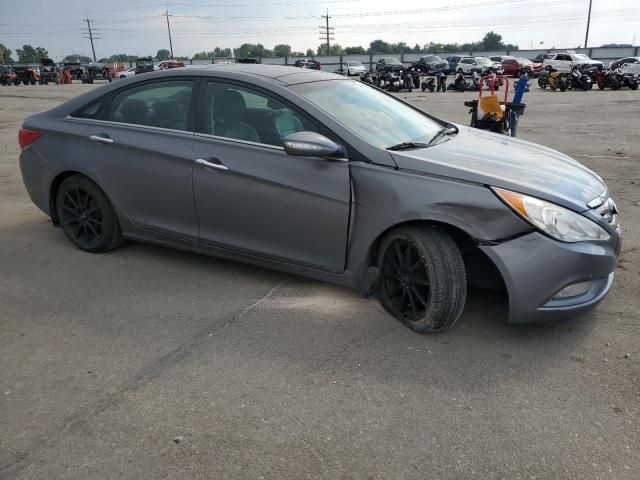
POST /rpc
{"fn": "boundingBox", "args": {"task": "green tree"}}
[156,49,171,61]
[273,44,291,57]
[317,43,342,55]
[343,46,366,54]
[17,45,48,63]
[479,31,502,50]
[305,48,314,57]
[63,54,93,63]
[368,39,392,53]
[234,43,273,58]
[0,43,15,63]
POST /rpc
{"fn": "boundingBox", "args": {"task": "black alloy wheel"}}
[377,227,467,333]
[56,175,123,252]
[382,239,431,322]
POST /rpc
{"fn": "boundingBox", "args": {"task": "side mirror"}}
[282,131,345,159]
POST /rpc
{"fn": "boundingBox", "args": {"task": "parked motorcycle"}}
[603,64,640,90]
[538,66,567,91]
[566,63,594,91]
[447,71,469,91]
[405,65,421,89]
[377,70,402,92]
[398,69,413,92]
[421,68,447,92]
[359,70,375,85]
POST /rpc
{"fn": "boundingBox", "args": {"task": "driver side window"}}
[204,82,317,147]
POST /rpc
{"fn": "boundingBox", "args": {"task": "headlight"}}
[493,188,610,242]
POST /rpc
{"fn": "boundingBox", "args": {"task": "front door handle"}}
[89,134,114,144]
[195,158,228,171]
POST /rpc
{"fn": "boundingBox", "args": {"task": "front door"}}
[84,79,198,239]
[192,80,350,273]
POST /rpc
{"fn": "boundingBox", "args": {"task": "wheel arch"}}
[363,219,507,295]
[49,170,90,225]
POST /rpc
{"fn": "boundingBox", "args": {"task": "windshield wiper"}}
[386,141,428,151]
[426,126,457,147]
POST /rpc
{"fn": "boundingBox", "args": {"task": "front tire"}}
[56,175,123,253]
[377,226,467,333]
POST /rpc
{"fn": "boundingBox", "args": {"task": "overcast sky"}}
[1,0,639,60]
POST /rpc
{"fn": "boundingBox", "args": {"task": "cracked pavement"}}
[1,84,639,479]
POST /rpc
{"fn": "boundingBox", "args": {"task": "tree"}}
[273,44,291,57]
[156,49,171,61]
[0,44,15,63]
[305,48,314,57]
[480,31,503,50]
[62,53,92,63]
[16,45,48,63]
[344,46,366,55]
[317,43,342,55]
[368,39,392,53]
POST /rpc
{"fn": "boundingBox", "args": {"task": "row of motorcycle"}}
[538,63,639,92]
[359,65,521,93]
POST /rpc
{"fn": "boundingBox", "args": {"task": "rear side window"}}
[105,80,193,131]
[71,100,103,119]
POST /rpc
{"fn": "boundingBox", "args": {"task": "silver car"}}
[19,65,620,333]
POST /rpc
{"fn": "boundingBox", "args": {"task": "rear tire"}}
[56,175,123,253]
[559,78,567,92]
[377,226,467,333]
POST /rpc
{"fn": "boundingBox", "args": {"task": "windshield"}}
[385,58,402,65]
[423,55,441,62]
[476,57,492,66]
[347,61,362,66]
[292,80,442,149]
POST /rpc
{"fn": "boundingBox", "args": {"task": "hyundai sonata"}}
[19,65,620,333]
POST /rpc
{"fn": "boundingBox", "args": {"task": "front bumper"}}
[480,232,620,324]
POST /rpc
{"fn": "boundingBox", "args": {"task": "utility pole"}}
[82,18,100,61]
[163,7,174,59]
[319,9,334,55]
[584,0,593,48]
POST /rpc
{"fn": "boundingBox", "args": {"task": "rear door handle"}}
[89,134,114,144]
[195,158,228,171]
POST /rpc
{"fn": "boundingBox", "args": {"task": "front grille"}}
[594,197,620,232]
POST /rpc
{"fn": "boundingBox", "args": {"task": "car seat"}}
[213,89,260,143]
[267,97,304,142]
[152,99,185,130]
[119,99,148,125]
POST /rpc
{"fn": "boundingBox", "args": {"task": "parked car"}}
[18,66,621,333]
[293,59,320,70]
[344,61,366,76]
[414,55,448,74]
[445,55,464,74]
[502,57,539,77]
[135,57,155,75]
[490,55,515,63]
[456,57,494,74]
[117,67,137,79]
[375,57,404,72]
[609,56,640,69]
[158,60,185,70]
[542,52,604,73]
[531,53,554,63]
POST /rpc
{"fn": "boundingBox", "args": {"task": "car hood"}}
[390,126,605,212]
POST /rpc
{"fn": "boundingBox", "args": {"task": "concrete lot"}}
[1,82,639,479]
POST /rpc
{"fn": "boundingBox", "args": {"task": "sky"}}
[1,0,639,60]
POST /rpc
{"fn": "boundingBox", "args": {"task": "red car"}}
[502,57,541,77]
[158,60,185,70]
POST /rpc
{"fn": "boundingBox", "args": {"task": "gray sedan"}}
[18,65,621,333]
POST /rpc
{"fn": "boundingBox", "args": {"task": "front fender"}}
[345,163,533,279]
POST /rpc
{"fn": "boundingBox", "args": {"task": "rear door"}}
[82,78,198,239]
[191,80,351,273]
